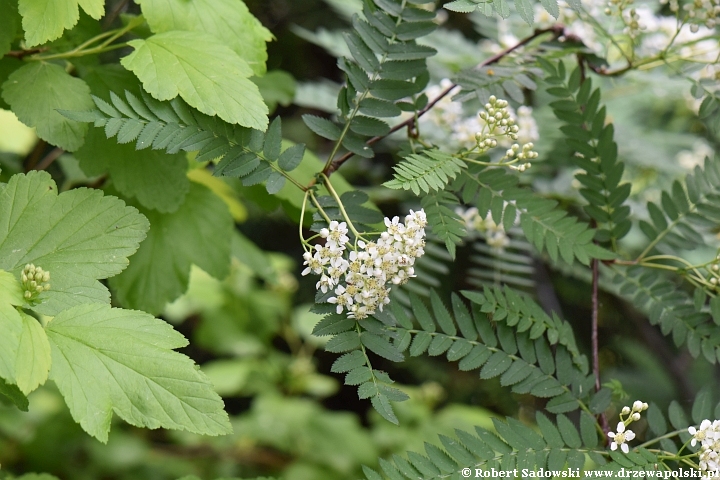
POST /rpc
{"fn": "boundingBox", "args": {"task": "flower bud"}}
[622,406,631,415]
[632,412,641,421]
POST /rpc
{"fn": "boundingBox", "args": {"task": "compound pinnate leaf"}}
[136,0,273,76]
[18,0,104,47]
[109,182,232,315]
[121,31,268,131]
[0,171,150,316]
[1,62,94,151]
[46,303,232,442]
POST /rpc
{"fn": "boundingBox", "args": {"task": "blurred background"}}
[1,0,718,478]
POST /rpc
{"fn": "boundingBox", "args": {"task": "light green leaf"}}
[75,129,190,213]
[120,31,268,130]
[18,0,104,47]
[0,302,22,382]
[136,0,273,76]
[0,0,20,57]
[0,269,24,306]
[2,62,93,150]
[0,171,149,315]
[15,311,51,395]
[46,303,231,442]
[109,182,232,315]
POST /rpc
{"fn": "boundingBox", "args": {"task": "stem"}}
[299,191,310,249]
[29,16,144,61]
[591,258,609,436]
[320,174,363,239]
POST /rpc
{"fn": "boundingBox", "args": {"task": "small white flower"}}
[608,422,635,454]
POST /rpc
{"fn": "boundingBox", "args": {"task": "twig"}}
[103,0,131,28]
[6,47,48,59]
[34,147,64,171]
[591,257,609,438]
[319,25,565,179]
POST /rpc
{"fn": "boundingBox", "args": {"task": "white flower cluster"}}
[664,0,720,29]
[608,400,647,453]
[301,210,427,320]
[20,263,50,302]
[456,206,517,252]
[690,420,720,478]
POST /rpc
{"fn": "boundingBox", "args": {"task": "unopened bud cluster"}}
[301,210,427,320]
[476,96,520,145]
[504,143,538,170]
[608,400,647,454]
[21,264,50,302]
[474,97,538,170]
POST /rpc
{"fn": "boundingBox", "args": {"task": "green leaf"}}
[75,129,190,213]
[46,303,231,442]
[2,62,93,150]
[263,117,282,161]
[371,394,399,424]
[0,0,20,57]
[0,269,24,306]
[557,414,581,448]
[331,350,366,373]
[589,387,612,414]
[443,0,479,13]
[514,0,534,24]
[265,171,286,194]
[0,377,29,411]
[668,400,688,429]
[0,171,149,316]
[278,144,305,171]
[121,31,268,130]
[692,387,713,424]
[135,0,273,76]
[18,0,104,47]
[302,114,341,141]
[15,311,51,395]
[109,182,232,315]
[361,332,404,362]
[385,150,466,195]
[0,302,22,384]
[326,331,362,353]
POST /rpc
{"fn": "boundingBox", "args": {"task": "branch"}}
[319,25,565,179]
[6,48,47,59]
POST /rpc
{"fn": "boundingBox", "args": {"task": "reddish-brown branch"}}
[318,24,565,180]
[34,147,64,171]
[6,48,47,59]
